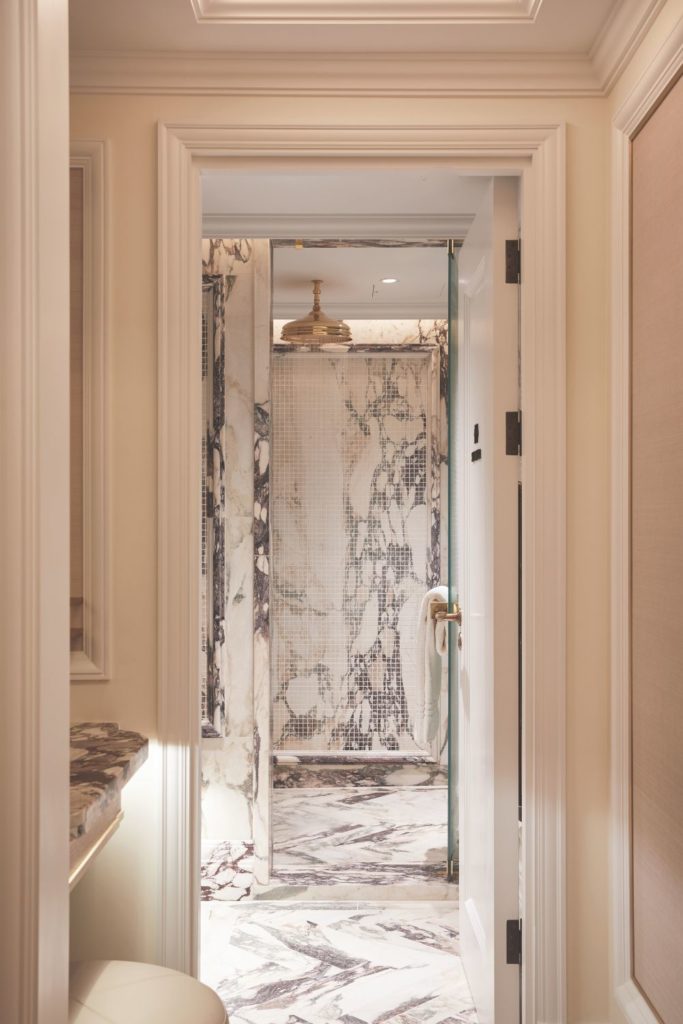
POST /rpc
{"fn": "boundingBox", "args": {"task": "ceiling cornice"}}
[203,212,474,238]
[190,0,543,26]
[70,50,601,97]
[590,0,667,92]
[69,0,665,98]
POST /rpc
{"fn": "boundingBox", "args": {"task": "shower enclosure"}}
[199,237,455,897]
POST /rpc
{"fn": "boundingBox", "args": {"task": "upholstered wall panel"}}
[631,72,683,1024]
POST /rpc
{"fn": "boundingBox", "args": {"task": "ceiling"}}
[69,0,666,97]
[70,0,617,54]
[202,168,488,238]
[272,244,449,319]
[204,167,486,314]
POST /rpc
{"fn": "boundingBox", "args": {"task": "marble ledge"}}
[70,721,149,844]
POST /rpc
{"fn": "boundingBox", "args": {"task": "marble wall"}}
[201,276,228,739]
[200,240,270,877]
[270,321,448,757]
[199,240,449,889]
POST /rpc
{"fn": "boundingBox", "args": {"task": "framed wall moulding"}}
[157,119,567,1023]
[69,139,111,681]
[611,13,683,1024]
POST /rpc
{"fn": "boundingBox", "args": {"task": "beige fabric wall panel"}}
[632,72,683,1024]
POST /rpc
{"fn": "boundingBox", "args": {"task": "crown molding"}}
[69,0,665,97]
[203,212,473,238]
[590,0,667,93]
[70,49,601,96]
[190,0,543,25]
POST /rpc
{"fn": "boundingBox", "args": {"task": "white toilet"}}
[69,960,228,1024]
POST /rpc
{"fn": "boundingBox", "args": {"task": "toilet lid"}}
[69,960,227,1024]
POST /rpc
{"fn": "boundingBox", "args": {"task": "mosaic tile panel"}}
[271,348,445,754]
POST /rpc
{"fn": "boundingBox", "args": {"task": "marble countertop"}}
[70,722,148,841]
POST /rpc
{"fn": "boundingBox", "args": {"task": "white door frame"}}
[0,1,71,1022]
[157,121,567,1023]
[610,17,683,1024]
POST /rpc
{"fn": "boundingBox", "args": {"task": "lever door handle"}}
[435,603,462,624]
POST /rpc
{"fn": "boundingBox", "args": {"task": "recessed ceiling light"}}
[381,277,399,284]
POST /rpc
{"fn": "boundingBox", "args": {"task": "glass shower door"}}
[447,239,461,881]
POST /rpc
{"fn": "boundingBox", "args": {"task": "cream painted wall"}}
[69,91,611,1018]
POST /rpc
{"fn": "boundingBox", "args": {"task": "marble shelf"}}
[69,721,148,889]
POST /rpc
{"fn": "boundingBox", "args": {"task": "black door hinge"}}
[505,239,521,284]
[506,410,522,456]
[506,919,522,965]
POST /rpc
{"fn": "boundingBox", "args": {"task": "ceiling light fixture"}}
[381,277,399,284]
[280,279,352,346]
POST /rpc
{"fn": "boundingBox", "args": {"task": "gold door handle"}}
[431,601,462,624]
[440,610,462,624]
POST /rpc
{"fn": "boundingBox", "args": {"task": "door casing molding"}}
[0,0,71,1021]
[610,15,683,1024]
[157,120,567,1022]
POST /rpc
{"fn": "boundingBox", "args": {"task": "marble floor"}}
[273,761,449,789]
[271,785,449,887]
[201,900,477,1024]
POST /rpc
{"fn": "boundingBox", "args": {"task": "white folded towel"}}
[416,585,449,749]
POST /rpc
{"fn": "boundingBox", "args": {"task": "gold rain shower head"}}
[280,279,352,346]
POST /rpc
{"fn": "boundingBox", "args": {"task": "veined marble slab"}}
[273,761,447,789]
[252,880,458,902]
[272,786,448,871]
[202,840,255,902]
[70,722,148,840]
[201,900,477,1024]
[201,784,451,901]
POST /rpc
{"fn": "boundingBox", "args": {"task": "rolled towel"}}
[415,585,449,749]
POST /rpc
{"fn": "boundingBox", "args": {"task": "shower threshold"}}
[272,751,441,764]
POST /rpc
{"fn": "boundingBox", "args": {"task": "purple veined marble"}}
[201,274,230,739]
[199,237,450,895]
[269,325,448,758]
[201,900,476,1024]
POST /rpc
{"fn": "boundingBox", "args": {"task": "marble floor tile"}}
[273,762,448,789]
[202,785,452,900]
[252,880,458,902]
[272,786,448,881]
[201,900,477,1024]
[202,840,255,901]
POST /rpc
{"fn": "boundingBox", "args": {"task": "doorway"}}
[156,121,567,1024]
[197,167,521,1022]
